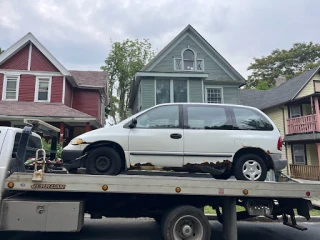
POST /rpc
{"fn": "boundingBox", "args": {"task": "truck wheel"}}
[86,147,122,175]
[233,154,267,181]
[161,205,211,240]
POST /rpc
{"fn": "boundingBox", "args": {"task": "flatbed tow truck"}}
[0,120,320,240]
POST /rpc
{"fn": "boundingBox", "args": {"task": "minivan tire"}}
[233,154,267,181]
[86,147,122,175]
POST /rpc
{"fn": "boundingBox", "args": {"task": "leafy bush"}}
[41,138,64,160]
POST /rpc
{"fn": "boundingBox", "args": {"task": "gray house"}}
[129,24,246,114]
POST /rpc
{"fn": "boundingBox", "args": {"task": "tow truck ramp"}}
[5,172,320,199]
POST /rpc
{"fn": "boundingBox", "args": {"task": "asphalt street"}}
[0,218,319,240]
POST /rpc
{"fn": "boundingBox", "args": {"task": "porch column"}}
[59,122,65,142]
[86,122,90,132]
[317,144,320,167]
[314,97,320,131]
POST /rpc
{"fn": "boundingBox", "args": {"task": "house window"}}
[174,58,182,70]
[156,79,171,104]
[290,106,301,118]
[35,77,51,102]
[205,87,222,103]
[183,49,194,71]
[156,79,188,104]
[196,60,204,71]
[173,80,187,103]
[292,144,306,165]
[3,75,19,100]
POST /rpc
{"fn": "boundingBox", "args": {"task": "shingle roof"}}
[0,102,95,119]
[239,66,320,110]
[69,70,107,88]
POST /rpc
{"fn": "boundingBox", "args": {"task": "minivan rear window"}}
[232,107,273,131]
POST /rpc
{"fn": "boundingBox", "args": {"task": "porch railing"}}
[287,114,317,134]
[290,164,320,180]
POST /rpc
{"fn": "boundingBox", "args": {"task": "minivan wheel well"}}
[233,147,273,171]
[83,141,126,171]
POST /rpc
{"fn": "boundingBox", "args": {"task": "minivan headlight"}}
[70,138,84,145]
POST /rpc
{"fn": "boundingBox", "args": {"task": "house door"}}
[128,105,184,168]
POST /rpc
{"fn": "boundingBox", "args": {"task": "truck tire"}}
[161,205,211,240]
[233,154,267,181]
[86,147,122,175]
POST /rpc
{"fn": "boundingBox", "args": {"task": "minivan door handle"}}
[170,133,182,139]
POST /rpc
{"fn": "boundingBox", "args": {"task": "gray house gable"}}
[141,24,245,83]
[129,25,246,113]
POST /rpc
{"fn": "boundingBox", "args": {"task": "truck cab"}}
[0,127,43,202]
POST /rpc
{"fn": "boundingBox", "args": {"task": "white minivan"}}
[62,103,287,181]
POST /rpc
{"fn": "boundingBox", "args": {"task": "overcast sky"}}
[1,0,320,79]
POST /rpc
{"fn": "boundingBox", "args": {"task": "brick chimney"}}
[275,76,286,86]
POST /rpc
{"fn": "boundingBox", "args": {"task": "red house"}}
[0,33,107,143]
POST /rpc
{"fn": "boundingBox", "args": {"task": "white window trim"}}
[2,74,20,101]
[204,86,224,104]
[174,58,182,71]
[155,78,190,104]
[181,48,197,72]
[196,59,205,72]
[34,76,52,102]
[62,76,66,104]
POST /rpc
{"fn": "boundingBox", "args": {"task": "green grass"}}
[204,205,245,215]
[204,205,320,216]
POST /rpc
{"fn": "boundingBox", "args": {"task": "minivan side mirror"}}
[129,118,137,128]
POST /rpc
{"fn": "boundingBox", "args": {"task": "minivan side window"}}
[136,105,180,128]
[185,105,232,130]
[232,107,273,131]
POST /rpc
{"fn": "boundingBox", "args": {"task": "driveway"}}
[0,218,319,240]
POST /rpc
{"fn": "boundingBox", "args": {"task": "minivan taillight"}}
[277,137,282,151]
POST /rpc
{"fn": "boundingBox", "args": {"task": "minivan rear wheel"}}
[233,154,267,181]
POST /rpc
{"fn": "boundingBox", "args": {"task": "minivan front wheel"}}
[86,147,122,175]
[233,154,267,181]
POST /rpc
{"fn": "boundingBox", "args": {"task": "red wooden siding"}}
[18,75,36,102]
[30,44,59,72]
[64,80,72,107]
[0,44,29,70]
[72,89,100,120]
[51,76,63,103]
[0,74,3,100]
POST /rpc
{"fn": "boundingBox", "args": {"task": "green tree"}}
[246,42,320,90]
[101,39,155,124]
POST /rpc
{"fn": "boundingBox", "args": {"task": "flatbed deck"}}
[5,172,320,200]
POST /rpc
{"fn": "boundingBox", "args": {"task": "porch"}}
[287,96,320,134]
[289,164,320,180]
[287,143,320,181]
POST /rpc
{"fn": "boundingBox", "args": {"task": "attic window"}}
[183,49,194,70]
[35,77,51,102]
[197,60,204,71]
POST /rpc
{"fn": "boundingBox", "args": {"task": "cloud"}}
[0,0,320,78]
